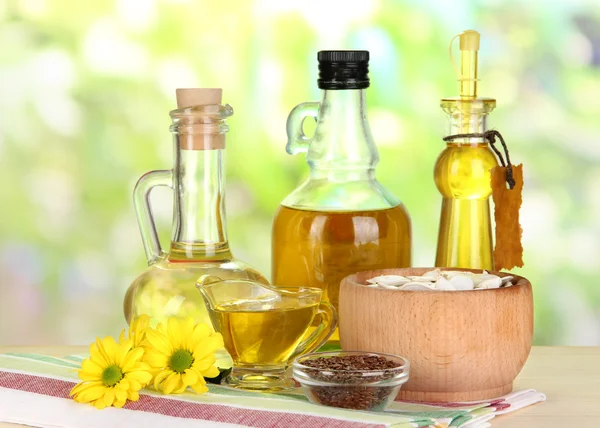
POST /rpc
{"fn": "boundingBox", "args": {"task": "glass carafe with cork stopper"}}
[124,88,268,327]
[272,51,412,343]
[434,31,499,270]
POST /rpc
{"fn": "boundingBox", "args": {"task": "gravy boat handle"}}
[289,301,337,361]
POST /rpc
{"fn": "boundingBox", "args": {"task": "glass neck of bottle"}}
[169,133,231,262]
[445,107,490,146]
[307,89,378,180]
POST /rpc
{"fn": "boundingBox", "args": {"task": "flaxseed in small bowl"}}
[292,351,409,411]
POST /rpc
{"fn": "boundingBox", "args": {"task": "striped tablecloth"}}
[0,352,545,428]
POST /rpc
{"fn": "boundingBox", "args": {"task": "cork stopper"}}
[176,88,222,109]
[175,88,225,151]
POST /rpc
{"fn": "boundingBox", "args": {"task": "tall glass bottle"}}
[434,31,498,270]
[272,51,412,342]
[124,88,268,327]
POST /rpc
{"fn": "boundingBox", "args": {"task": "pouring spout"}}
[196,275,224,308]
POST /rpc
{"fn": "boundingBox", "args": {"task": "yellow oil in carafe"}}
[123,257,268,328]
[272,205,411,341]
[434,142,497,269]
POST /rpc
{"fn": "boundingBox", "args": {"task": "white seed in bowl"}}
[472,274,498,286]
[435,276,455,290]
[422,269,442,278]
[366,275,410,287]
[442,270,469,278]
[399,282,436,291]
[449,275,475,290]
[477,277,502,289]
[406,276,439,283]
[364,270,516,291]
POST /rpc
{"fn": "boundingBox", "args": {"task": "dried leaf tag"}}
[491,164,524,271]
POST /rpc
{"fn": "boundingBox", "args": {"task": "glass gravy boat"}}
[197,275,337,391]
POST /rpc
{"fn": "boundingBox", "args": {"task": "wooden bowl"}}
[339,267,533,402]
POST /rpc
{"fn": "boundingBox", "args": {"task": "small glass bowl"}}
[292,351,410,411]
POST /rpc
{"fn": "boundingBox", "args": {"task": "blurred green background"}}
[1,0,599,345]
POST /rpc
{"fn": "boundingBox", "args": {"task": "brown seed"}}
[300,354,402,410]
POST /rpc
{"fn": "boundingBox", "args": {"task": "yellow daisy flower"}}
[120,314,150,347]
[143,317,223,395]
[70,336,153,409]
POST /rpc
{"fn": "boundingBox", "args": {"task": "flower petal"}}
[103,388,115,407]
[156,322,168,336]
[167,318,183,349]
[134,361,152,371]
[94,398,107,410]
[162,372,181,395]
[121,347,144,372]
[190,323,211,347]
[143,350,169,369]
[115,387,127,403]
[153,370,172,391]
[89,342,108,367]
[115,339,133,367]
[99,336,118,365]
[173,382,188,394]
[127,390,140,402]
[190,366,205,381]
[127,369,152,386]
[114,400,126,408]
[116,378,130,391]
[180,317,195,348]
[130,314,150,347]
[201,365,220,379]
[192,334,224,360]
[77,370,101,382]
[190,379,208,394]
[77,385,108,402]
[81,358,104,377]
[70,380,102,398]
[192,354,216,372]
[128,379,142,391]
[182,369,198,385]
[145,330,173,356]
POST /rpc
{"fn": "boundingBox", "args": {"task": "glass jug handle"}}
[289,301,337,361]
[285,102,319,155]
[133,169,173,265]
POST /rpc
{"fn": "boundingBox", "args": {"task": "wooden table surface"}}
[0,346,598,427]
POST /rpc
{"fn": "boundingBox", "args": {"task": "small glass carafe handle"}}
[285,102,319,155]
[289,301,337,360]
[133,169,173,264]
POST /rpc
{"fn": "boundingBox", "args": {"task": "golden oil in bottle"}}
[272,205,411,341]
[434,141,497,269]
[434,31,498,270]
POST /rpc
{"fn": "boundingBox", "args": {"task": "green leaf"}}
[317,342,342,352]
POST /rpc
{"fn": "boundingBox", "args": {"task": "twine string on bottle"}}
[443,130,516,189]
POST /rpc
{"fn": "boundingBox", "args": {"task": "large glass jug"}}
[272,51,412,342]
[124,88,268,327]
